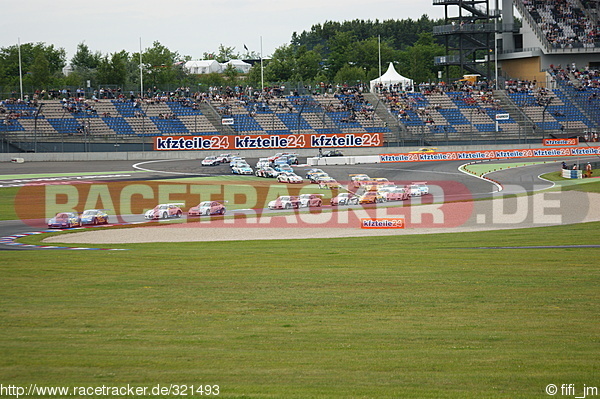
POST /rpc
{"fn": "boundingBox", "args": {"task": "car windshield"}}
[199,202,211,207]
[82,210,96,216]
[56,213,70,219]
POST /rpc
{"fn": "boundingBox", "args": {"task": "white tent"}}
[370,62,414,92]
[183,60,222,75]
[222,59,252,73]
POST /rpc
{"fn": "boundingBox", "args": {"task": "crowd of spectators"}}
[522,0,599,48]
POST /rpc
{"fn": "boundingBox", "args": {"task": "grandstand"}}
[0,0,599,152]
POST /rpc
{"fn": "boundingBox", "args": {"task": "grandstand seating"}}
[520,0,599,49]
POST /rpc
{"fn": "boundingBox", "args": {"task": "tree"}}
[0,42,66,87]
[334,65,366,85]
[96,51,129,86]
[71,42,101,70]
[29,52,51,88]
[222,63,239,82]
[399,32,445,84]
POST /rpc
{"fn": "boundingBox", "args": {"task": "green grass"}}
[2,224,599,398]
[463,161,550,176]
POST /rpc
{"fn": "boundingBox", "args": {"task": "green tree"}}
[29,52,51,88]
[334,65,366,85]
[222,63,239,82]
[294,46,322,82]
[71,42,101,69]
[399,32,445,84]
[264,45,295,83]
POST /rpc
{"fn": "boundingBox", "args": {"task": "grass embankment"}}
[1,224,599,398]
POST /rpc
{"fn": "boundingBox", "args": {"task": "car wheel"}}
[163,212,168,219]
[205,209,211,216]
[221,209,226,215]
[285,203,291,209]
[177,211,182,218]
[316,201,322,207]
[93,218,98,225]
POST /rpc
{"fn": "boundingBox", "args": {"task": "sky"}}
[2,0,446,62]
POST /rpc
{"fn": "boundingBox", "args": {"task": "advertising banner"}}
[380,146,600,163]
[153,132,383,151]
[543,138,579,146]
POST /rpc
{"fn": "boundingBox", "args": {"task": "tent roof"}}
[224,59,251,66]
[371,62,412,84]
[184,60,219,67]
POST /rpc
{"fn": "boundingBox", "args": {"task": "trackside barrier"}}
[379,146,600,163]
[308,155,380,166]
[562,169,583,179]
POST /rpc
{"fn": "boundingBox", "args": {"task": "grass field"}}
[1,222,599,398]
[1,167,599,398]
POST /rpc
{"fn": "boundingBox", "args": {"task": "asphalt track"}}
[0,155,591,250]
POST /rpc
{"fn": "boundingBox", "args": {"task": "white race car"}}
[201,156,219,166]
[299,194,323,207]
[232,163,253,175]
[268,195,301,210]
[145,203,184,219]
[277,172,303,184]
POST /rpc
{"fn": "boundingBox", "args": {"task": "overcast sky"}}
[3,0,446,61]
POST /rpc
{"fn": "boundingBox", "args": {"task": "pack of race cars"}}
[48,152,429,228]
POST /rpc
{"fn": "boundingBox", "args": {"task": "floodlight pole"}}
[18,38,24,101]
[139,37,144,97]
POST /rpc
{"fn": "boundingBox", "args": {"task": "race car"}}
[255,166,278,178]
[322,149,344,157]
[409,147,438,153]
[381,187,410,202]
[216,153,236,163]
[255,158,271,169]
[306,168,326,179]
[232,163,253,175]
[408,182,429,197]
[229,158,246,168]
[277,172,303,184]
[318,176,342,189]
[145,203,184,220]
[410,182,430,195]
[330,192,359,206]
[273,164,294,174]
[201,156,220,166]
[80,209,109,225]
[48,212,82,229]
[299,194,323,207]
[349,174,371,188]
[309,172,330,184]
[268,195,301,210]
[358,191,384,204]
[268,152,294,163]
[188,201,226,216]
[274,154,299,165]
[364,177,393,191]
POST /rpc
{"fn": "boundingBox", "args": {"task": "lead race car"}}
[144,203,184,220]
[47,212,81,229]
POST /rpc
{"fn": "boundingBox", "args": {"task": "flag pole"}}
[378,35,382,79]
[260,36,264,93]
[18,38,23,101]
[139,37,143,97]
